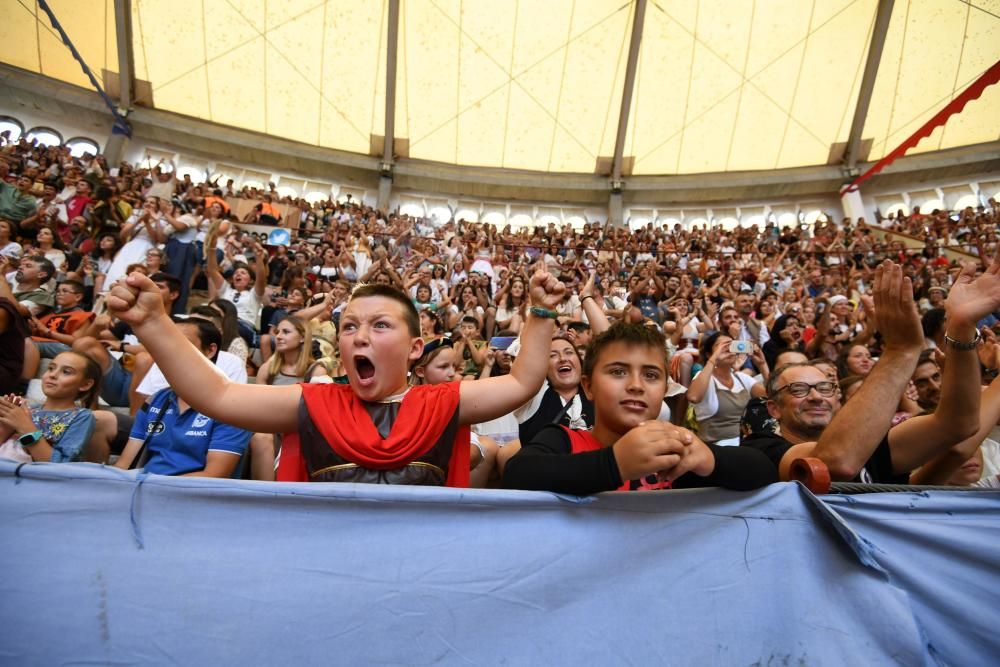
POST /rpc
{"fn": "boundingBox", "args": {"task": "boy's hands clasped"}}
[613,421,715,484]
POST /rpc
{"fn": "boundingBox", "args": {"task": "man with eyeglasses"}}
[29,279,94,361]
[743,256,1000,484]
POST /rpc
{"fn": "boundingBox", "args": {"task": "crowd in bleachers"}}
[1,134,999,493]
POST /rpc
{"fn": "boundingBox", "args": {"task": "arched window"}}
[952,194,979,212]
[428,206,453,224]
[481,211,507,226]
[305,191,331,205]
[717,216,739,231]
[509,213,533,229]
[916,198,944,213]
[628,216,651,230]
[0,116,24,142]
[25,126,63,147]
[884,203,909,219]
[564,215,586,230]
[743,214,765,229]
[176,166,207,183]
[803,210,826,225]
[776,213,798,228]
[658,217,682,230]
[242,180,265,190]
[276,186,298,199]
[141,156,174,173]
[454,208,479,223]
[399,203,425,218]
[537,213,561,227]
[65,137,100,158]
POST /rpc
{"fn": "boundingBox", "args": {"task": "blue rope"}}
[36,0,132,138]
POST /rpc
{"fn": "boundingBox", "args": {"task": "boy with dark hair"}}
[503,322,777,495]
[106,271,567,487]
[455,315,487,378]
[33,280,90,334]
[29,279,95,366]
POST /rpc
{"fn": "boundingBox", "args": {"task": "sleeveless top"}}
[296,396,460,485]
[698,378,751,445]
[269,372,303,386]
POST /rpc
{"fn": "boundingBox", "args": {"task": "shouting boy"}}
[107,272,567,487]
[503,322,777,495]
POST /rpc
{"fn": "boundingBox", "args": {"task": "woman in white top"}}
[103,195,168,289]
[687,332,768,446]
[0,219,20,260]
[313,247,340,280]
[352,235,373,278]
[195,201,231,263]
[34,226,66,273]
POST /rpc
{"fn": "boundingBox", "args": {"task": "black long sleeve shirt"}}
[503,424,778,496]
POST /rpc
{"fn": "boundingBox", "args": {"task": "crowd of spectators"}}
[1,134,999,492]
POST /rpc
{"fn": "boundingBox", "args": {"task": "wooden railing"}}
[865,225,980,264]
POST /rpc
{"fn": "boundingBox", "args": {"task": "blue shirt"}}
[130,389,250,475]
[32,407,95,462]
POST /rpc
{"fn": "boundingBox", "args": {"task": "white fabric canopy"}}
[2,0,997,175]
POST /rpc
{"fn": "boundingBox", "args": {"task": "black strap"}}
[128,406,166,471]
[550,391,577,426]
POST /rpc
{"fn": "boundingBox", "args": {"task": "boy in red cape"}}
[107,272,566,487]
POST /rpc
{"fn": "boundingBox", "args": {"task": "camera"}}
[729,340,753,355]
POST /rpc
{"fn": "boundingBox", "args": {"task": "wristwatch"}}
[943,330,982,351]
[18,430,43,447]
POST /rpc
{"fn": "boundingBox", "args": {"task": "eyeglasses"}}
[771,381,838,398]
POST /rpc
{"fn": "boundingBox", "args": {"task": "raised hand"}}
[527,270,566,311]
[106,272,168,331]
[979,326,1000,369]
[580,270,597,300]
[871,260,923,354]
[945,254,1000,328]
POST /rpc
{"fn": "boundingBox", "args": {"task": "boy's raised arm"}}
[458,271,564,425]
[107,273,301,434]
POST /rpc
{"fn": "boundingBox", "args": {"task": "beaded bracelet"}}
[529,306,559,319]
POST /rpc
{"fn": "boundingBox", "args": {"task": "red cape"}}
[277,383,469,487]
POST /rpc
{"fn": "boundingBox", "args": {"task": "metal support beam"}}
[113,0,135,110]
[104,0,135,162]
[844,0,894,170]
[611,0,647,184]
[379,0,401,209]
[383,0,400,167]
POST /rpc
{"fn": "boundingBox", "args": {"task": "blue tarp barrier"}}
[0,460,997,666]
